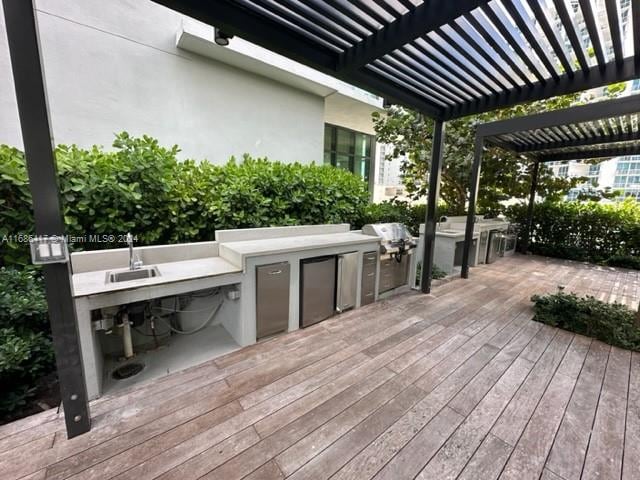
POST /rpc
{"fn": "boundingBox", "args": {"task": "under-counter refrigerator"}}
[256,262,290,339]
[300,256,336,328]
[336,252,359,312]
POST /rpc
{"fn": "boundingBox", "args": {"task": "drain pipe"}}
[121,311,134,359]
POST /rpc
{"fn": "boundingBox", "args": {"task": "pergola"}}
[461,93,640,278]
[3,0,639,437]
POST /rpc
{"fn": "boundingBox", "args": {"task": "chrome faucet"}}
[127,233,143,270]
[437,216,448,231]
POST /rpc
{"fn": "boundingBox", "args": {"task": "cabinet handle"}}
[367,272,375,277]
[268,269,282,275]
[365,292,374,297]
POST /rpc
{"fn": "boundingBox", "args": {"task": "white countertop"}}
[448,221,509,232]
[435,230,480,240]
[219,232,380,267]
[72,231,380,297]
[72,256,241,297]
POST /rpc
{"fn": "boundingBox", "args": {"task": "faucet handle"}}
[132,259,144,270]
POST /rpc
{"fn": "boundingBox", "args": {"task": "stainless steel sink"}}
[106,266,160,283]
[438,229,464,234]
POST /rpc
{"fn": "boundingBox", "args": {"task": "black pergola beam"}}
[337,0,490,72]
[579,0,606,66]
[526,0,574,77]
[605,0,624,65]
[477,93,640,137]
[446,57,640,119]
[538,144,640,161]
[2,0,90,438]
[512,130,640,153]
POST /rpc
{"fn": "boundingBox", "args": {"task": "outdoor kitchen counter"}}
[219,232,380,269]
[72,256,241,297]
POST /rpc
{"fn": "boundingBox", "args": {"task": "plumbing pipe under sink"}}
[121,311,134,359]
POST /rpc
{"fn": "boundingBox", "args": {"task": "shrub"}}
[607,254,640,270]
[0,267,49,331]
[414,261,446,286]
[531,291,640,351]
[506,200,640,267]
[357,199,433,236]
[0,268,54,416]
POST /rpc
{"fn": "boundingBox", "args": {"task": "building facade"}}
[0,0,383,191]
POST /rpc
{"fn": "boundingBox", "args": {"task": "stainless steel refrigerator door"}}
[336,252,358,312]
[256,262,290,339]
[486,231,504,264]
[300,256,336,327]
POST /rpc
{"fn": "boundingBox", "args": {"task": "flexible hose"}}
[154,299,224,335]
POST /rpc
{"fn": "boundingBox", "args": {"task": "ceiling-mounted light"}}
[214,28,233,46]
[383,98,392,108]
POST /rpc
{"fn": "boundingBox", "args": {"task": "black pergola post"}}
[421,120,446,293]
[461,135,484,279]
[521,160,540,254]
[3,0,90,438]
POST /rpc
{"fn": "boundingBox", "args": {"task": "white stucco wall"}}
[0,0,325,163]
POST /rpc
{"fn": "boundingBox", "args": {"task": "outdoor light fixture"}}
[214,28,233,46]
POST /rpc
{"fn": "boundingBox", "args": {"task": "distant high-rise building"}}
[545,0,639,202]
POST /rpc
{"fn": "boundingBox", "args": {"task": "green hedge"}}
[1,133,369,266]
[506,200,640,266]
[357,200,426,236]
[0,268,54,416]
[531,291,640,351]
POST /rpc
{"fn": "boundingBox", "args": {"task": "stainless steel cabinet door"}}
[300,256,336,327]
[337,252,358,312]
[256,262,290,340]
[361,252,377,306]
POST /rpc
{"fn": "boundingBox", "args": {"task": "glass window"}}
[336,128,354,155]
[558,165,569,178]
[323,124,374,186]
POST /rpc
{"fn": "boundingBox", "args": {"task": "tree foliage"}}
[372,95,589,214]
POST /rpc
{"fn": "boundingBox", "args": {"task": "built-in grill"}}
[362,223,417,293]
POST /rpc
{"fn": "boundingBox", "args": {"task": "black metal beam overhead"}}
[526,0,573,77]
[605,0,624,65]
[512,129,640,153]
[445,57,640,119]
[579,0,606,66]
[539,144,640,161]
[464,11,533,87]
[337,0,490,72]
[481,3,547,84]
[501,0,559,81]
[552,0,590,72]
[478,94,640,164]
[477,94,640,137]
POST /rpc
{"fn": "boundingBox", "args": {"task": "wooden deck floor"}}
[1,255,638,480]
